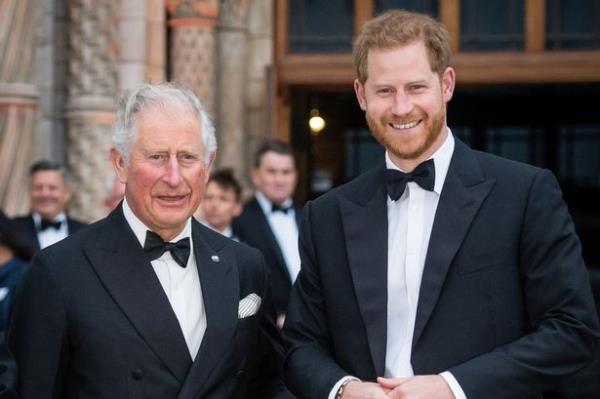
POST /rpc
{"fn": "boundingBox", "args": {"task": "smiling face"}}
[354,40,455,171]
[29,170,71,220]
[111,106,214,240]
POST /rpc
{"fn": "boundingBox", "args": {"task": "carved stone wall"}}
[64,0,119,221]
[0,0,39,215]
[216,0,250,176]
[167,0,219,116]
[244,0,273,179]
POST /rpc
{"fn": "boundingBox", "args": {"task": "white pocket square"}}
[238,293,262,319]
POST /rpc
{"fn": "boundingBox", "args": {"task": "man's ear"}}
[441,67,456,103]
[203,153,216,184]
[232,202,242,218]
[354,79,367,111]
[110,148,128,184]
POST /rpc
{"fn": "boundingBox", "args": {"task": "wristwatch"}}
[335,378,360,399]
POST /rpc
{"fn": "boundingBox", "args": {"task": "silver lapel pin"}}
[211,255,220,263]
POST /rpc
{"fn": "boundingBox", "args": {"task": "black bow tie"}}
[385,159,435,201]
[272,203,291,214]
[143,230,190,268]
[40,219,62,231]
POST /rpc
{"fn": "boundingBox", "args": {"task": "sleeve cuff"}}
[440,371,467,399]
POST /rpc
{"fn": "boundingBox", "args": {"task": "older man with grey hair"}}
[8,82,290,399]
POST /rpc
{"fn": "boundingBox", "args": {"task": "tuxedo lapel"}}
[339,166,388,376]
[83,208,192,383]
[412,140,496,347]
[178,221,238,399]
[249,199,291,281]
[27,215,41,251]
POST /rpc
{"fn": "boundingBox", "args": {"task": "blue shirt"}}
[0,257,28,332]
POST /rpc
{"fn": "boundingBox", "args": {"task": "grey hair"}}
[112,82,217,164]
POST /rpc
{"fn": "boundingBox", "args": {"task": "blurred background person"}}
[0,210,33,339]
[201,168,242,240]
[233,140,300,327]
[12,160,86,251]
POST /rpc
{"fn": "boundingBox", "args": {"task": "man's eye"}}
[180,154,198,162]
[149,154,164,160]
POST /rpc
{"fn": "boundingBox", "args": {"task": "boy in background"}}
[201,169,242,240]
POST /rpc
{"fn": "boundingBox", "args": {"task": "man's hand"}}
[341,380,391,398]
[377,375,455,399]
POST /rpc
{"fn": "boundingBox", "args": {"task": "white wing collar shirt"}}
[33,211,68,249]
[255,191,301,283]
[122,198,206,361]
[384,130,465,399]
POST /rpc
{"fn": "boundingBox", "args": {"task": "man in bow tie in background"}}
[9,83,290,399]
[233,140,301,327]
[12,160,86,252]
[282,9,599,399]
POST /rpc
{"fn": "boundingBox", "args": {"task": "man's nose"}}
[391,91,413,116]
[164,157,183,187]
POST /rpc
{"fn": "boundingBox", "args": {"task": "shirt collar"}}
[384,128,455,195]
[255,191,293,215]
[121,197,192,247]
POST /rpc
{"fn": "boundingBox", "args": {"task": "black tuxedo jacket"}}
[12,213,86,251]
[282,138,600,399]
[8,206,290,399]
[233,197,301,315]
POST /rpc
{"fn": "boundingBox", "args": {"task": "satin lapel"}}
[83,208,192,383]
[249,199,291,281]
[27,216,41,251]
[339,166,388,377]
[412,141,496,347]
[178,222,238,399]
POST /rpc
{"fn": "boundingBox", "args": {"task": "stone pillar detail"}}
[0,0,39,214]
[64,0,119,222]
[244,0,273,185]
[216,0,250,175]
[167,0,219,116]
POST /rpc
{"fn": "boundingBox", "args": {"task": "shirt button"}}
[132,369,144,380]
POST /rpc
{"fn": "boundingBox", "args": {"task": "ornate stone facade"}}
[167,0,220,115]
[216,0,251,175]
[0,0,39,214]
[64,0,119,221]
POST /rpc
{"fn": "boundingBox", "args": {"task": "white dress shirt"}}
[122,199,206,360]
[255,191,301,283]
[33,212,69,249]
[329,130,466,399]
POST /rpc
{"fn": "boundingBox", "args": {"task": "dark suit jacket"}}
[0,341,17,399]
[8,206,290,399]
[282,138,600,399]
[11,213,86,252]
[233,197,301,315]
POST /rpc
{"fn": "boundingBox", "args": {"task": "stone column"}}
[244,0,273,184]
[167,0,220,116]
[64,0,119,222]
[216,0,250,174]
[0,0,39,215]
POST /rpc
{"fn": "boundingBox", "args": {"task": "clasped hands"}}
[341,374,455,399]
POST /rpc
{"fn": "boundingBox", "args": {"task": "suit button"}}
[236,369,244,377]
[132,369,144,380]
